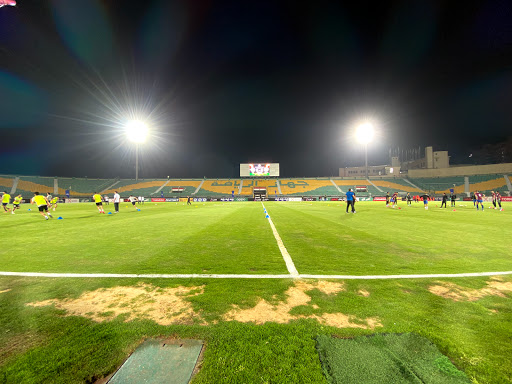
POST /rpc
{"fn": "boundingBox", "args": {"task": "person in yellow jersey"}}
[31,192,53,220]
[2,191,11,213]
[51,196,59,211]
[11,194,23,214]
[93,192,105,214]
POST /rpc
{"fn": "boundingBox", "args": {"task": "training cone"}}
[108,212,112,215]
[265,214,269,218]
[398,207,402,210]
[57,217,63,220]
[453,209,456,211]
[137,209,140,211]
[28,208,31,211]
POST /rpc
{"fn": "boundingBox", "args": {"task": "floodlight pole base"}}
[135,144,139,181]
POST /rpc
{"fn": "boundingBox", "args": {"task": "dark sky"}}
[1,0,512,178]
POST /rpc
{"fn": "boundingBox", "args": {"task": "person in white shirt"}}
[113,191,120,213]
[129,195,137,208]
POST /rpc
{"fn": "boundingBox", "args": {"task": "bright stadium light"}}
[355,122,375,179]
[125,120,149,180]
[125,120,148,143]
[355,122,374,145]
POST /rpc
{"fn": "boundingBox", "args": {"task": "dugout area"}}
[316,333,470,384]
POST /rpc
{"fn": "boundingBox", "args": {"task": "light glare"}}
[355,122,374,144]
[125,120,148,143]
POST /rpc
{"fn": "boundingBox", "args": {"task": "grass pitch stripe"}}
[1,271,512,279]
[261,202,299,277]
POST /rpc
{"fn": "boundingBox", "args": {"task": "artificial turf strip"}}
[316,333,470,384]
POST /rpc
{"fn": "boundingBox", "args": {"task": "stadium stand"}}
[333,179,381,196]
[198,179,241,197]
[371,178,423,193]
[239,179,280,196]
[468,175,508,194]
[102,179,168,196]
[16,176,56,196]
[0,176,15,193]
[165,180,202,196]
[58,177,117,196]
[408,177,466,194]
[279,179,340,196]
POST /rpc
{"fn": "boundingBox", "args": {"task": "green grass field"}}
[1,201,511,383]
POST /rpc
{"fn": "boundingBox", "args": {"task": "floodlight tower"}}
[125,120,148,181]
[355,122,374,179]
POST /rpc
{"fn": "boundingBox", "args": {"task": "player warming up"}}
[1,191,11,213]
[440,193,447,208]
[51,196,58,211]
[421,193,429,210]
[496,191,503,211]
[475,191,484,211]
[391,192,399,208]
[345,188,356,213]
[93,192,105,213]
[11,194,22,214]
[31,192,53,220]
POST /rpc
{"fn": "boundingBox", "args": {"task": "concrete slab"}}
[108,339,203,384]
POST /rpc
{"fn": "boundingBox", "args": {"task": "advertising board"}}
[373,196,387,201]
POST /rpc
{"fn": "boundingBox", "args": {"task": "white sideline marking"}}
[1,271,512,280]
[261,202,299,277]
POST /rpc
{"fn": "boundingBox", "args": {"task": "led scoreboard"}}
[240,163,280,177]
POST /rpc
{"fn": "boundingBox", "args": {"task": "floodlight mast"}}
[355,123,374,180]
[125,121,148,181]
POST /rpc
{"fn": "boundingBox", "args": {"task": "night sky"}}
[1,0,512,178]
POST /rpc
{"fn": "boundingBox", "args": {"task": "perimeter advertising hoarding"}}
[500,196,512,201]
[240,163,280,177]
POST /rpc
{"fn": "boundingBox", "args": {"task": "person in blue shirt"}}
[346,188,356,213]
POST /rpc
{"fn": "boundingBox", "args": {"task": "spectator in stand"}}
[440,193,448,208]
[345,188,356,213]
[113,191,120,213]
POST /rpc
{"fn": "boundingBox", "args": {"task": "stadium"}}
[2,2,512,384]
[1,158,512,383]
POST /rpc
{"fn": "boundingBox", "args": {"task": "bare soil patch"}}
[223,280,381,329]
[428,279,512,302]
[26,283,206,326]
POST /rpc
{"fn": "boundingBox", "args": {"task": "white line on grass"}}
[261,202,299,277]
[1,271,512,279]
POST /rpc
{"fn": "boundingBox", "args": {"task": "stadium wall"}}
[407,163,512,177]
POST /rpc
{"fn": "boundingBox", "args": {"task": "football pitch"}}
[1,201,511,383]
